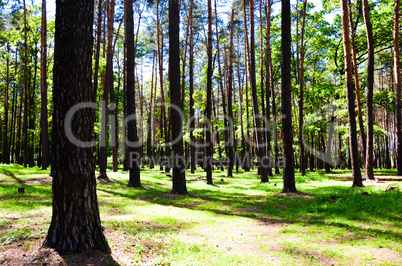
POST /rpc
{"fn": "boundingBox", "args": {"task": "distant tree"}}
[394,0,402,175]
[189,0,196,174]
[2,44,10,164]
[98,0,115,180]
[40,0,49,170]
[43,0,109,252]
[281,0,296,192]
[169,0,187,194]
[250,0,269,183]
[298,0,307,176]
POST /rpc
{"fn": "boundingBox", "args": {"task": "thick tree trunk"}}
[169,0,187,194]
[43,0,109,253]
[362,0,375,180]
[340,0,363,187]
[281,0,296,192]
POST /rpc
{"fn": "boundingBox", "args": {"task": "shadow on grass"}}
[1,168,25,185]
[98,176,402,244]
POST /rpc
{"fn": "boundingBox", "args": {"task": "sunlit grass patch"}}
[0,164,401,264]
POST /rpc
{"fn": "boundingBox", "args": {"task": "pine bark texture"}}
[362,0,374,180]
[340,0,363,187]
[206,0,213,185]
[281,0,297,192]
[43,0,109,253]
[125,0,141,187]
[169,0,187,194]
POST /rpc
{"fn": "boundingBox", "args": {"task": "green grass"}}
[0,163,401,265]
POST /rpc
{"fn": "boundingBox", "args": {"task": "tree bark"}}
[98,0,115,180]
[227,6,235,178]
[3,45,10,164]
[169,0,187,194]
[23,0,29,168]
[281,0,296,192]
[215,0,231,175]
[189,0,196,174]
[348,0,366,166]
[206,0,213,185]
[394,0,402,175]
[40,0,49,170]
[298,0,307,176]
[362,0,374,180]
[340,0,363,187]
[43,0,109,253]
[249,0,269,183]
[264,0,273,176]
[126,0,141,187]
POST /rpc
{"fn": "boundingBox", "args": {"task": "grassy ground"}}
[0,164,401,265]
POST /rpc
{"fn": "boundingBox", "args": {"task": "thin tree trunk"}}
[298,0,307,176]
[40,0,49,169]
[156,1,167,171]
[340,0,363,186]
[281,0,296,191]
[10,49,18,164]
[250,0,269,183]
[188,0,196,174]
[362,0,374,180]
[348,0,366,165]
[205,0,213,185]
[3,45,10,164]
[169,0,187,194]
[243,2,252,172]
[126,0,141,187]
[227,6,235,178]
[23,0,29,168]
[264,0,273,176]
[394,0,402,175]
[29,43,38,167]
[98,0,115,180]
[93,0,103,101]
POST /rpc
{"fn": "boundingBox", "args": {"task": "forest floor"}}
[0,164,401,265]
